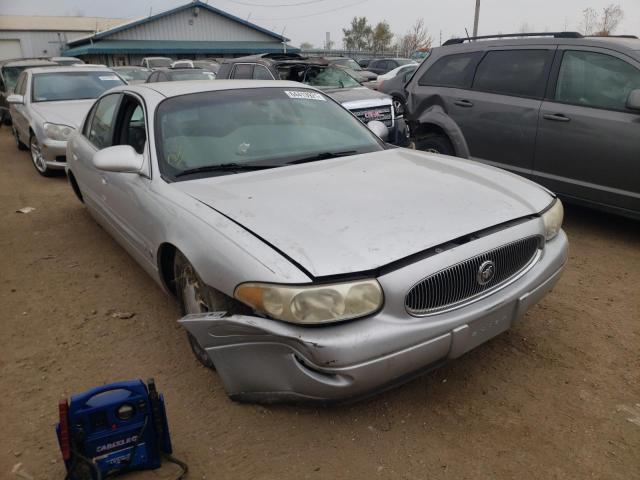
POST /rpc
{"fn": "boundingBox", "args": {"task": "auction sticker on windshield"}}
[285,91,326,101]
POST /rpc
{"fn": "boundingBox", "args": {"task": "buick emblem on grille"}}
[476,260,496,285]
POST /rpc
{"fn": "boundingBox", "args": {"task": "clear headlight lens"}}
[541,198,564,241]
[43,123,75,141]
[234,279,383,325]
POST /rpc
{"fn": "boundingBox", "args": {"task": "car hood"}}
[31,99,95,128]
[174,149,552,278]
[323,86,392,108]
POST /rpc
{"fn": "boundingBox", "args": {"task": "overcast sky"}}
[1,0,638,47]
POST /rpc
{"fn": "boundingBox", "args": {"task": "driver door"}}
[97,94,157,272]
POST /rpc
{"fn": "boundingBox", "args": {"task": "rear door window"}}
[472,49,553,98]
[232,64,254,79]
[554,50,640,111]
[418,52,480,88]
[253,65,273,80]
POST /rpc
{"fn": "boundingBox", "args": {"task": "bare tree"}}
[396,19,433,58]
[597,3,624,35]
[518,22,533,34]
[580,7,598,35]
[580,4,624,36]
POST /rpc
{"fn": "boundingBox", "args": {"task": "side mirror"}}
[93,145,143,173]
[7,94,24,104]
[626,89,640,111]
[367,120,389,141]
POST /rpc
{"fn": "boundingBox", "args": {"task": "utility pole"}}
[472,0,481,37]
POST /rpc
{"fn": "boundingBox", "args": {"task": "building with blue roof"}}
[63,0,299,66]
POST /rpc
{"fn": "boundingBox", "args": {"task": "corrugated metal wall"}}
[0,31,90,59]
[107,8,275,42]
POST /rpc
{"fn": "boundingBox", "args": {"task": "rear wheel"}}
[30,135,54,176]
[415,132,455,156]
[174,251,243,369]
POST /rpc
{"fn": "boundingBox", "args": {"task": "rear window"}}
[418,52,480,88]
[472,50,553,98]
[32,71,124,102]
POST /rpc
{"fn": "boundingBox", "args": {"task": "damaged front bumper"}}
[181,224,568,404]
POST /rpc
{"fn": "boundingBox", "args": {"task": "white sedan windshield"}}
[32,71,124,102]
[156,87,384,179]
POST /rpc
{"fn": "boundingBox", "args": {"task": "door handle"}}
[454,99,474,108]
[543,113,571,122]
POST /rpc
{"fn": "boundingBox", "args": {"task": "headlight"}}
[43,123,75,141]
[541,198,564,241]
[234,279,383,325]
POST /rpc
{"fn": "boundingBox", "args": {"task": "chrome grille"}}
[405,236,542,316]
[350,106,394,128]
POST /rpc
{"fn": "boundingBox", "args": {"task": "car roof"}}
[438,36,640,55]
[26,66,116,75]
[118,79,318,97]
[2,59,57,67]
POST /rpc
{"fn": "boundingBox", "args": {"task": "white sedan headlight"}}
[541,199,564,241]
[43,123,75,141]
[235,279,383,324]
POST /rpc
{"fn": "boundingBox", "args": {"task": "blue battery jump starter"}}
[56,379,187,480]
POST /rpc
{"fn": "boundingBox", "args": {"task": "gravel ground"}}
[0,127,639,480]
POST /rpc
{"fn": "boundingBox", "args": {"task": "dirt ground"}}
[0,127,638,480]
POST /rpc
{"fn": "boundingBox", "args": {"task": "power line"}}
[252,0,369,20]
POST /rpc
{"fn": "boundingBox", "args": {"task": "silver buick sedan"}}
[8,66,125,176]
[67,80,568,403]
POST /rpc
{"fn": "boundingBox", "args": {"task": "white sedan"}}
[67,80,567,403]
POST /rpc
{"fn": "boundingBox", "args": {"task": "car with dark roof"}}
[324,56,378,82]
[216,53,407,145]
[405,32,640,220]
[367,58,416,75]
[0,58,57,125]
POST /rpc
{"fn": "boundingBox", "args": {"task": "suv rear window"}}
[472,50,552,98]
[418,52,480,88]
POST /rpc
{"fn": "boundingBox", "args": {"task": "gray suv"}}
[405,32,640,220]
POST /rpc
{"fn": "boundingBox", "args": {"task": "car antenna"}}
[465,28,471,41]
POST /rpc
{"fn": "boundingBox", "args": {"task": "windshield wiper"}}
[286,150,358,165]
[174,163,279,178]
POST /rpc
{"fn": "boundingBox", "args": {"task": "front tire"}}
[30,135,54,176]
[174,251,244,369]
[415,132,455,156]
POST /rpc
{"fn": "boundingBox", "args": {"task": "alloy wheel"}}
[30,136,47,173]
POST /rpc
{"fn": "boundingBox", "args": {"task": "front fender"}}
[415,105,471,159]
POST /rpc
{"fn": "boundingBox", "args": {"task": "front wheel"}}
[174,251,244,369]
[30,135,54,176]
[415,132,455,156]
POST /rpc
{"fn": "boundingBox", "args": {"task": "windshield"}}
[395,59,415,66]
[277,65,360,89]
[148,58,172,68]
[116,68,151,81]
[3,66,33,91]
[333,58,362,71]
[156,87,383,179]
[169,71,216,81]
[32,71,124,102]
